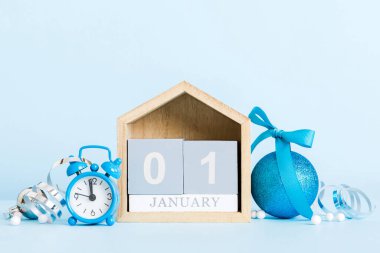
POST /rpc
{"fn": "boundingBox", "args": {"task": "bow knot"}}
[249,107,315,151]
[271,128,284,139]
[249,106,316,219]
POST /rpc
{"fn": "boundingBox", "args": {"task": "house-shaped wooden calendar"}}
[117,81,251,222]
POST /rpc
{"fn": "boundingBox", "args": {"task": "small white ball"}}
[336,213,346,222]
[326,213,334,221]
[38,215,48,224]
[256,210,266,219]
[10,215,21,226]
[251,210,257,219]
[311,215,322,225]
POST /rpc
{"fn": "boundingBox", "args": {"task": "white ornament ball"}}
[251,210,257,219]
[10,215,21,226]
[38,215,48,224]
[336,213,346,222]
[326,213,334,221]
[311,215,322,225]
[256,210,266,219]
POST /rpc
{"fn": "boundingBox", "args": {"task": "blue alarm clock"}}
[65,145,121,226]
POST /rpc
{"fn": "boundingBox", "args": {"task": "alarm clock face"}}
[68,175,114,220]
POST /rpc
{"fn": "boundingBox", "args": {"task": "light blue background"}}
[0,1,379,252]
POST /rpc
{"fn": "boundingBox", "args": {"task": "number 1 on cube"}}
[201,151,216,185]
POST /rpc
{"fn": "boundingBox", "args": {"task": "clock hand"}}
[75,193,90,197]
[88,179,96,201]
[89,179,94,195]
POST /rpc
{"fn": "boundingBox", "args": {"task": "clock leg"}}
[68,217,77,226]
[106,216,115,226]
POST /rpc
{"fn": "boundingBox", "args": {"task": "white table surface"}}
[0,200,379,253]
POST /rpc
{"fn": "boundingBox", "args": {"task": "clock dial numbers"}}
[69,176,113,220]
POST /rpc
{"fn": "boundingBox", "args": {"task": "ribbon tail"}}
[275,139,314,219]
[282,130,315,148]
[251,130,273,153]
[47,158,65,194]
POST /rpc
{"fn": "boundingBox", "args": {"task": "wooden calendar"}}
[117,81,251,222]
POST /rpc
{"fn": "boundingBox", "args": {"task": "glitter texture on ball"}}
[251,152,319,219]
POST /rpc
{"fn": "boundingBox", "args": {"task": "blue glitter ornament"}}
[251,151,319,219]
[249,107,319,219]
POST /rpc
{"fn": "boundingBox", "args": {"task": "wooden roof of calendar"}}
[117,81,249,124]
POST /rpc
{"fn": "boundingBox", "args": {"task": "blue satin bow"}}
[249,107,315,219]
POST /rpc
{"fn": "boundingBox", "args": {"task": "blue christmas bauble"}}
[251,151,319,219]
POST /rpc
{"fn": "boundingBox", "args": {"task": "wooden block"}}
[129,194,238,212]
[127,139,184,194]
[184,141,238,194]
[117,81,252,223]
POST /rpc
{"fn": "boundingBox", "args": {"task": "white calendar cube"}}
[183,141,238,194]
[127,139,184,194]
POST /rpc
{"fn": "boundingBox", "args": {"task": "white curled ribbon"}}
[47,156,92,194]
[5,157,91,224]
[5,182,67,223]
[317,181,374,219]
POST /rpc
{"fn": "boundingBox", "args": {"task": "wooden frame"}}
[117,81,251,222]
